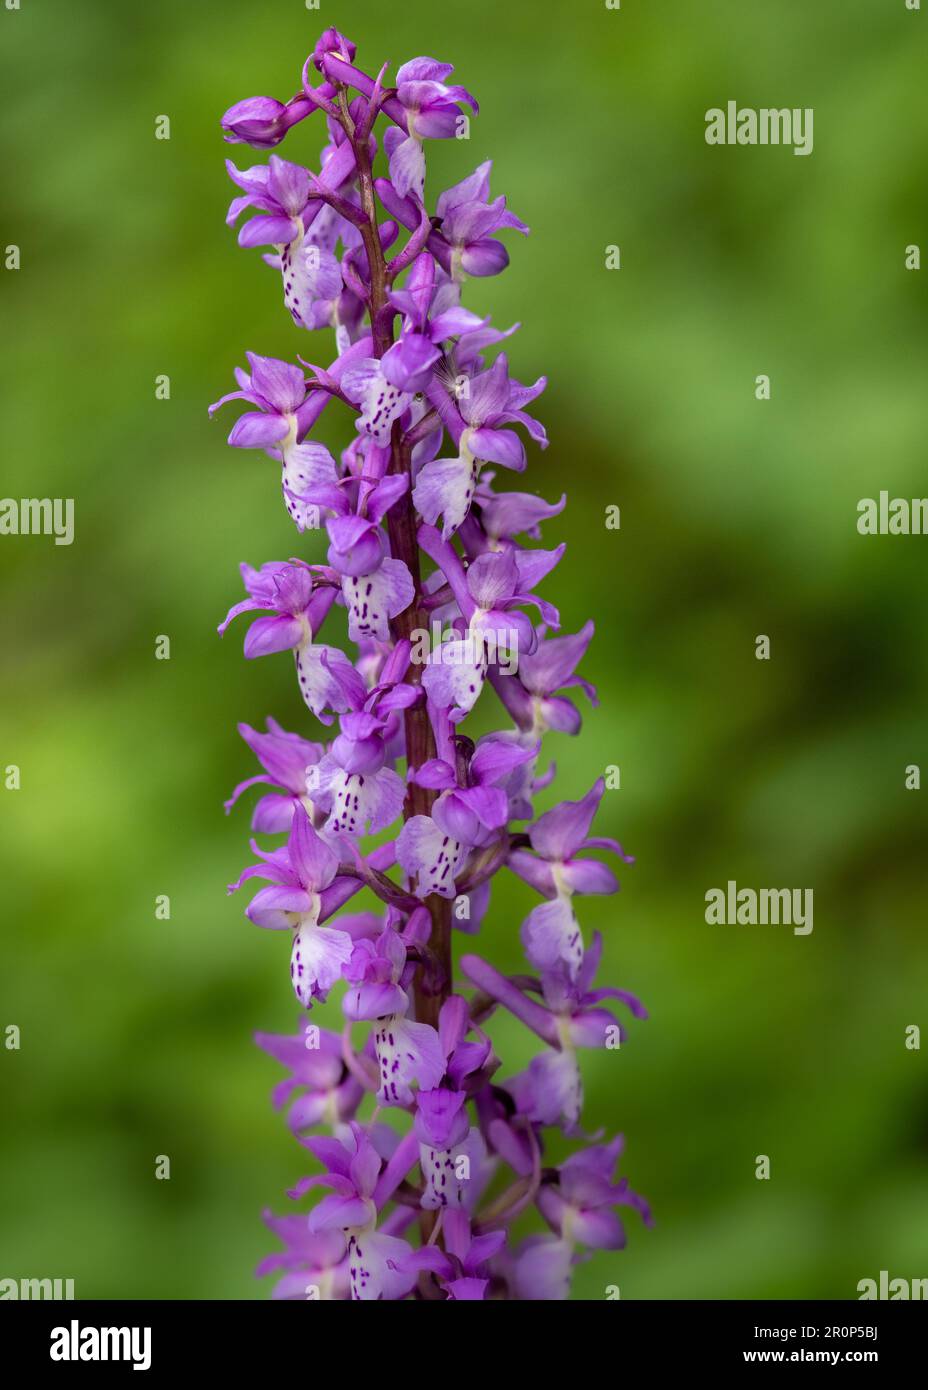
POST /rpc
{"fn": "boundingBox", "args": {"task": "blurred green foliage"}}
[1,0,926,1300]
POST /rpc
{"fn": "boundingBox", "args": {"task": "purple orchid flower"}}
[461,935,647,1132]
[225,155,316,251]
[414,1088,486,1210]
[381,252,485,393]
[413,352,547,538]
[209,352,340,530]
[315,709,407,840]
[219,561,366,722]
[438,1210,506,1300]
[226,149,366,328]
[310,641,418,841]
[342,928,445,1106]
[256,1211,350,1300]
[537,1135,654,1250]
[418,526,563,721]
[384,58,478,200]
[508,777,633,977]
[431,161,529,280]
[225,718,325,832]
[411,734,539,848]
[255,1017,370,1133]
[470,473,567,549]
[229,804,357,1007]
[294,1123,436,1300]
[492,620,598,738]
[413,995,492,1210]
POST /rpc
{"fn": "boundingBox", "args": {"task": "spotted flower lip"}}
[254,1018,367,1132]
[218,28,651,1301]
[209,352,310,443]
[396,812,468,900]
[292,1124,441,1300]
[340,356,414,445]
[412,735,539,848]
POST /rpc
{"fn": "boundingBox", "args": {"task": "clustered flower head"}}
[214,27,652,1301]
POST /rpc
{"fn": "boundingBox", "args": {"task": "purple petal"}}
[267,154,312,216]
[307,1194,371,1232]
[464,353,511,425]
[513,544,565,594]
[506,848,556,897]
[529,779,605,863]
[560,857,620,896]
[396,57,455,86]
[436,161,493,220]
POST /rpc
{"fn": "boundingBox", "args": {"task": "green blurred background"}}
[1,0,926,1299]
